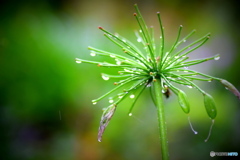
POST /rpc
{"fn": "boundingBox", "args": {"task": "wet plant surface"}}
[76,4,240,160]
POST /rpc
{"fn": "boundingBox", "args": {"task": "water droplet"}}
[205,119,215,142]
[139,30,142,33]
[128,113,132,116]
[208,79,212,82]
[101,74,109,81]
[76,60,82,63]
[109,98,114,103]
[90,52,96,56]
[124,69,132,72]
[110,55,116,58]
[187,85,193,88]
[184,70,189,73]
[130,94,135,99]
[183,39,186,42]
[184,66,189,69]
[214,55,220,60]
[174,56,179,58]
[122,39,126,42]
[92,102,97,105]
[188,116,198,134]
[225,87,229,90]
[115,59,121,65]
[160,36,162,39]
[162,89,166,93]
[118,95,123,99]
[137,38,142,42]
[147,84,151,87]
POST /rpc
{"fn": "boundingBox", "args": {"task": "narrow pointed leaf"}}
[203,93,217,119]
[178,90,190,114]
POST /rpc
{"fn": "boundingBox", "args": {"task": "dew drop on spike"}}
[109,99,114,103]
[75,58,82,63]
[187,85,193,88]
[90,52,96,56]
[130,94,135,99]
[102,74,110,81]
[214,55,220,60]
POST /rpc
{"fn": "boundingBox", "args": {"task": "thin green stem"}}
[153,79,169,160]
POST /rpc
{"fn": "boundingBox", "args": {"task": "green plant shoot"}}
[76,4,240,160]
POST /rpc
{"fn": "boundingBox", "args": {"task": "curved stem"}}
[153,79,169,160]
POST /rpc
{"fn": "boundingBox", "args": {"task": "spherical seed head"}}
[133,13,137,16]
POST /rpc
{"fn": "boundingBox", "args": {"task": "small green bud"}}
[177,90,190,114]
[220,79,240,99]
[203,93,217,119]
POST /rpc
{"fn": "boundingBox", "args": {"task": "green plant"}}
[76,4,240,160]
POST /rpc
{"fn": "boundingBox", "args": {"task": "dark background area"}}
[0,0,239,159]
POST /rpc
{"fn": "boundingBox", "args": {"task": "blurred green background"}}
[0,0,239,160]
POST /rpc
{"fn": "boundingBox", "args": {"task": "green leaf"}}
[203,93,217,119]
[177,90,190,114]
